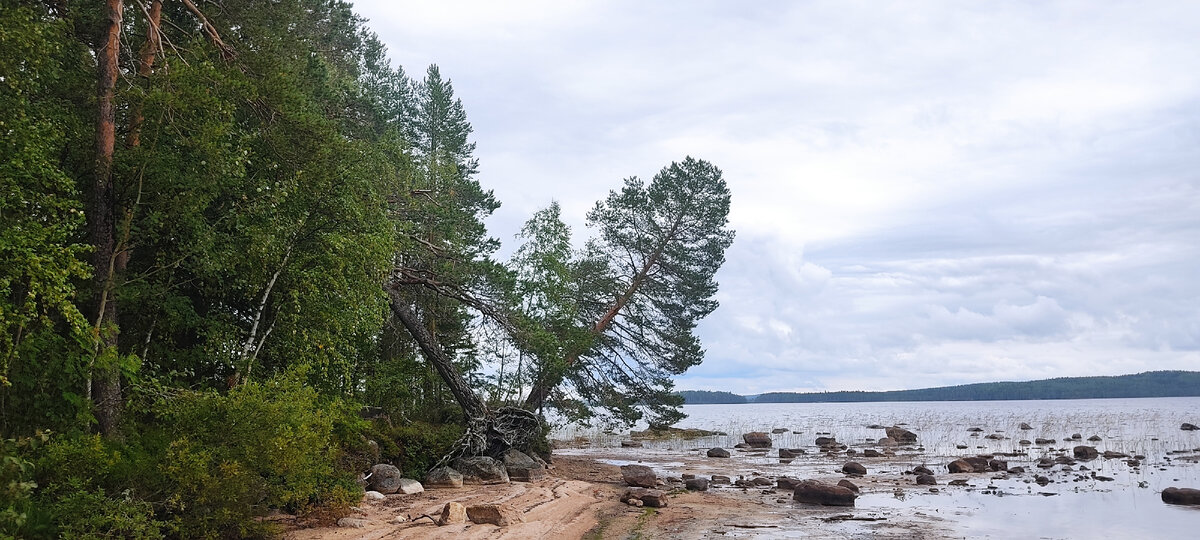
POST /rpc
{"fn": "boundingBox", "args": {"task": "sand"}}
[282,455,956,540]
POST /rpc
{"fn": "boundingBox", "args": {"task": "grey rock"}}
[707,447,731,458]
[793,480,856,506]
[425,466,464,489]
[454,456,509,484]
[367,464,403,494]
[620,464,657,488]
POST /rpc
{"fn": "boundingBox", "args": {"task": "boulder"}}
[338,517,370,528]
[1087,435,1102,442]
[989,459,1008,472]
[947,459,974,473]
[963,457,990,472]
[985,433,1005,440]
[753,476,774,486]
[1018,440,1032,445]
[862,449,882,458]
[1182,423,1199,431]
[707,447,731,458]
[967,427,984,432]
[1019,422,1033,430]
[501,448,541,469]
[1162,487,1200,505]
[842,462,867,476]
[916,474,937,485]
[815,436,838,447]
[1073,446,1099,460]
[1070,433,1082,440]
[367,464,403,494]
[885,426,918,444]
[837,479,860,493]
[508,467,550,482]
[425,466,464,489]
[362,490,386,502]
[454,456,510,484]
[622,487,668,508]
[778,448,799,459]
[793,480,856,506]
[438,502,467,525]
[684,478,710,491]
[913,465,934,476]
[711,475,731,484]
[772,428,790,434]
[1035,438,1055,445]
[397,478,424,495]
[620,464,657,488]
[451,456,506,484]
[466,503,524,526]
[743,432,772,448]
[777,477,801,490]
[879,437,898,446]
[1102,450,1129,459]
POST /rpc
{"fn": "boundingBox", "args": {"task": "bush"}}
[379,422,464,479]
[33,374,365,538]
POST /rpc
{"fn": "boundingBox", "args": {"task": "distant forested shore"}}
[680,371,1200,404]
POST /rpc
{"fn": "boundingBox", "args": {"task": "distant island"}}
[679,370,1200,404]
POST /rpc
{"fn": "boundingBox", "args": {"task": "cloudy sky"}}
[354,1,1200,393]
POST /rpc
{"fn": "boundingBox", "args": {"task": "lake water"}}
[555,397,1200,539]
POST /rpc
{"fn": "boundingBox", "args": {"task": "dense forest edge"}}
[0,1,734,537]
[679,371,1200,404]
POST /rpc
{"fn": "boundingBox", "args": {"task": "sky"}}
[352,0,1200,393]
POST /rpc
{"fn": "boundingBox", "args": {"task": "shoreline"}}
[284,453,960,539]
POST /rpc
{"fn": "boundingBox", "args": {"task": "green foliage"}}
[376,421,464,479]
[0,430,51,538]
[677,390,747,404]
[49,484,162,540]
[31,376,362,538]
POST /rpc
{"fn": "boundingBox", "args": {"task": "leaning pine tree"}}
[524,156,735,428]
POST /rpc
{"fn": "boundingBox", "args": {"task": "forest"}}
[680,371,1200,404]
[0,1,733,537]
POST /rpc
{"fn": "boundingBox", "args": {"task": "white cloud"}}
[353,0,1200,393]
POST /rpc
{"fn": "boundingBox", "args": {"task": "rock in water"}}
[962,457,990,472]
[466,503,524,526]
[837,479,860,493]
[947,459,973,473]
[777,477,801,490]
[743,432,772,448]
[367,464,403,494]
[439,502,467,525]
[815,436,838,447]
[712,475,731,484]
[1019,422,1033,430]
[425,466,464,489]
[885,426,918,444]
[842,462,867,476]
[621,464,657,488]
[793,480,856,506]
[397,478,424,495]
[1162,487,1200,505]
[454,456,510,484]
[913,465,933,475]
[707,447,731,458]
[916,474,937,485]
[1181,423,1199,431]
[1073,446,1099,460]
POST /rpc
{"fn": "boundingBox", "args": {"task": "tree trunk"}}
[90,0,124,437]
[127,0,161,148]
[385,284,488,421]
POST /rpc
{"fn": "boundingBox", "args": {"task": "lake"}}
[555,397,1200,539]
